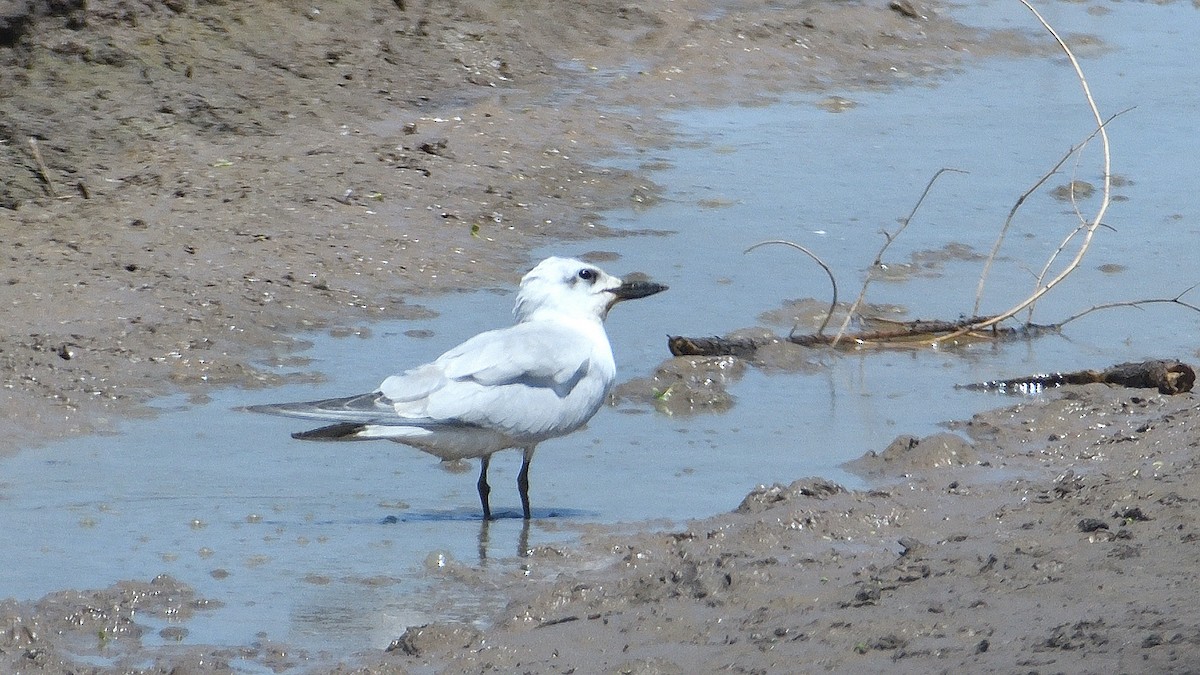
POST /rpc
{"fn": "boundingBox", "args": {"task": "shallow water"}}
[3,0,1199,662]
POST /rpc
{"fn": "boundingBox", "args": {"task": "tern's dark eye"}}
[577,268,596,282]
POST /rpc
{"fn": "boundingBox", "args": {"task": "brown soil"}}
[11,2,1194,675]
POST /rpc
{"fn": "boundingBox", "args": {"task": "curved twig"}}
[745,240,838,337]
[1023,109,1133,323]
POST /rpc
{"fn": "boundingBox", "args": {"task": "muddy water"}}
[4,0,1200,660]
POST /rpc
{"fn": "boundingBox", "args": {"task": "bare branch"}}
[834,167,966,346]
[1024,109,1133,323]
[1056,284,1200,327]
[973,108,1130,316]
[937,1,1111,343]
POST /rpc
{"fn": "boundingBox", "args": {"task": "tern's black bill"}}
[612,279,668,301]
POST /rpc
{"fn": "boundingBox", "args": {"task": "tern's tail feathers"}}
[290,422,443,442]
[291,422,370,441]
[243,391,393,424]
[246,392,504,454]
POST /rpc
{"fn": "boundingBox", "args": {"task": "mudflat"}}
[0,0,1018,446]
[5,1,1198,673]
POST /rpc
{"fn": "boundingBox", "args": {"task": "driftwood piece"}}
[668,336,762,358]
[667,319,1062,357]
[960,359,1195,395]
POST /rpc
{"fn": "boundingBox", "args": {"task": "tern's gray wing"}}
[244,391,405,425]
[441,320,601,386]
[248,320,606,442]
[380,322,599,400]
[379,321,607,435]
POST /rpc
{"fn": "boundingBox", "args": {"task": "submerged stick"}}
[667,319,1060,357]
[959,359,1195,396]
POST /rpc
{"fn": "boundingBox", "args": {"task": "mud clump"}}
[387,623,482,657]
[844,431,980,478]
[613,354,746,415]
[735,477,846,514]
[0,576,226,672]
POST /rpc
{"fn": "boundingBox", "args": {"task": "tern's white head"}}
[514,257,667,323]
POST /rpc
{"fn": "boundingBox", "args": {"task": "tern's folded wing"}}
[377,322,596,405]
[437,322,597,388]
[244,391,403,424]
[374,322,603,434]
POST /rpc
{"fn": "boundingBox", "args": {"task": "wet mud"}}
[9,385,1200,673]
[386,385,1200,673]
[7,1,1194,674]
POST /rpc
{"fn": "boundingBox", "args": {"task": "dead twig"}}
[28,137,58,198]
[745,240,838,337]
[936,1,1111,343]
[973,108,1131,316]
[1022,114,1132,326]
[834,167,967,346]
[1056,285,1200,327]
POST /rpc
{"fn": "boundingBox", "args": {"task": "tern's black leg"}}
[517,446,535,520]
[478,455,492,521]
